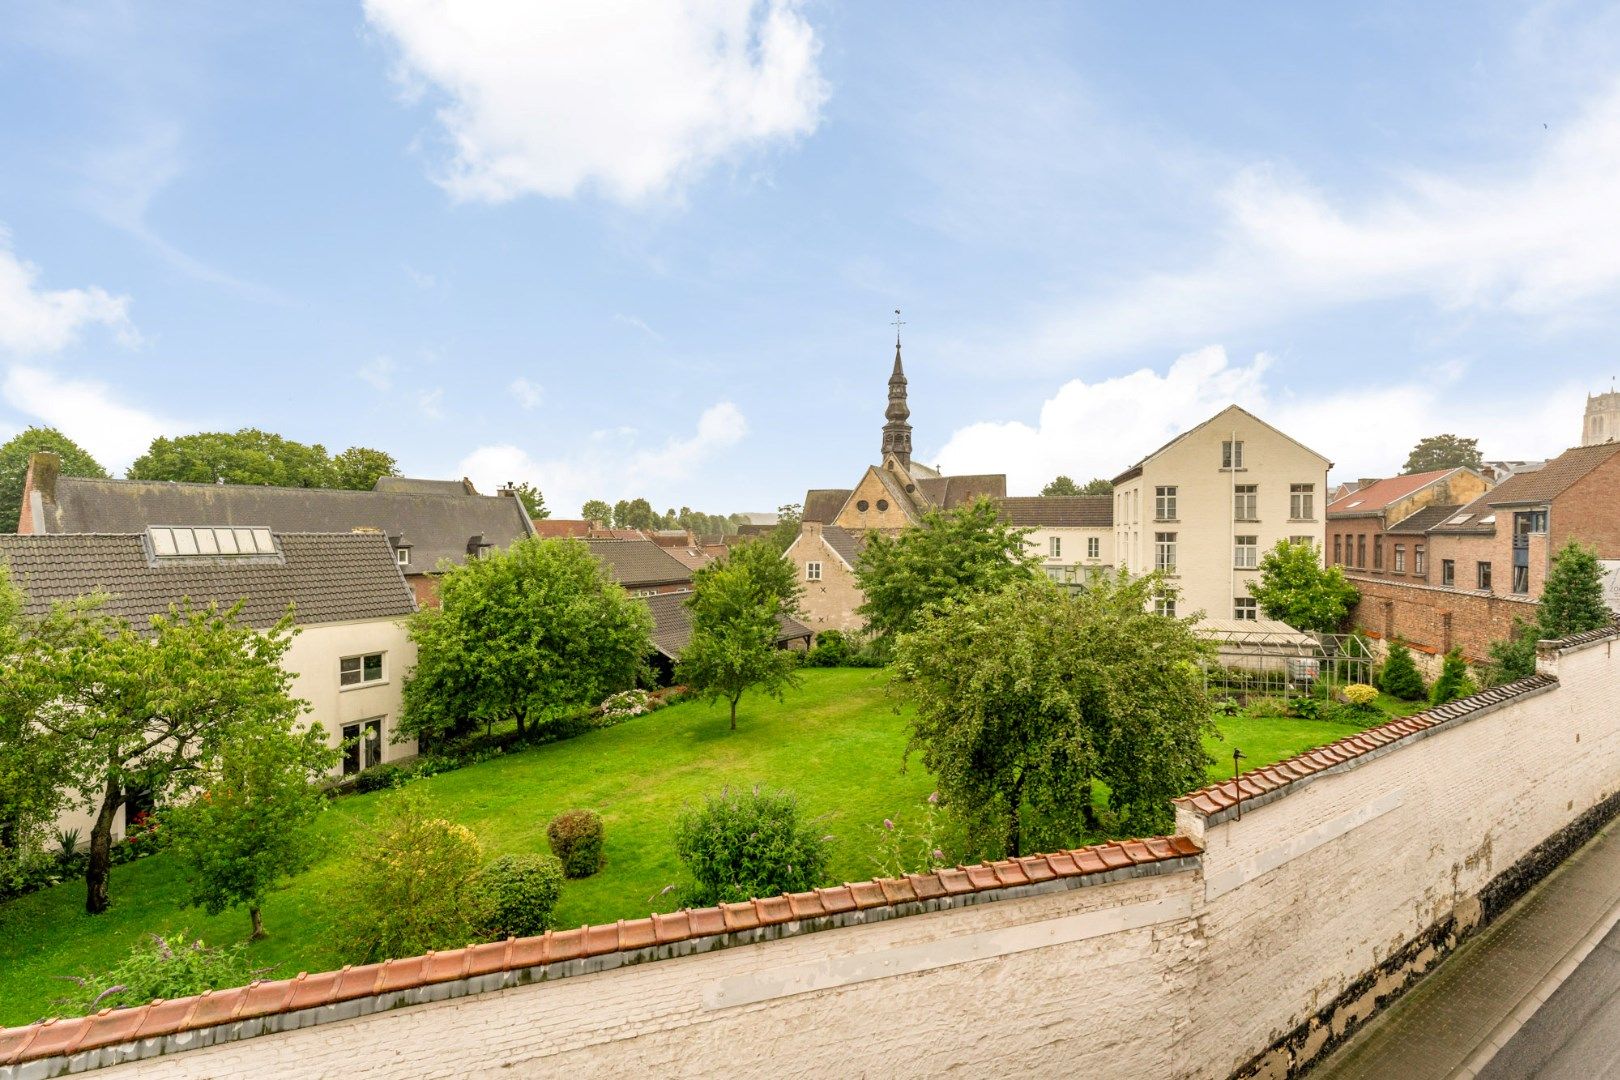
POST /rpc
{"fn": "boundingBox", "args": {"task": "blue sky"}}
[3,2,1620,515]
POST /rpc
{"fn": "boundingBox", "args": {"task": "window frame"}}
[1154,485,1178,521]
[1393,545,1405,573]
[395,547,410,567]
[805,561,822,582]
[1512,564,1530,594]
[1221,439,1245,469]
[1234,535,1259,569]
[1086,536,1100,559]
[1233,597,1259,621]
[341,718,385,776]
[1414,545,1426,576]
[340,652,387,689]
[1233,484,1258,522]
[1441,559,1455,587]
[1154,531,1178,573]
[1049,535,1062,559]
[1289,484,1315,521]
[1477,562,1492,591]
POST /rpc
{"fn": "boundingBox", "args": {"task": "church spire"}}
[882,309,912,469]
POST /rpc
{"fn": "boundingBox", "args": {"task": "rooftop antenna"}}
[892,308,905,348]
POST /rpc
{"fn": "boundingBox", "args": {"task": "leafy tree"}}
[31,601,307,914]
[55,934,267,1018]
[0,427,108,532]
[856,497,1037,645]
[1246,539,1359,633]
[581,499,612,526]
[676,541,802,730]
[1377,639,1428,701]
[766,502,802,554]
[892,573,1214,856]
[510,482,549,520]
[1430,648,1473,705]
[1402,434,1483,474]
[0,567,66,891]
[399,538,652,746]
[1482,619,1539,686]
[1537,541,1611,639]
[335,788,486,963]
[612,497,656,530]
[163,725,336,939]
[1040,476,1112,497]
[673,786,829,905]
[330,446,399,491]
[129,429,336,487]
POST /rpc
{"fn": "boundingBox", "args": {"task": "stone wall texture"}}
[31,636,1620,1080]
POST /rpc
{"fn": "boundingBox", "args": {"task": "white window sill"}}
[340,679,390,692]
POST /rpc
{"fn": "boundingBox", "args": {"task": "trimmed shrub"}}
[1430,648,1473,705]
[352,763,405,794]
[55,934,269,1017]
[673,785,829,906]
[1340,684,1379,711]
[476,853,564,938]
[803,629,853,668]
[546,809,606,879]
[1377,640,1428,701]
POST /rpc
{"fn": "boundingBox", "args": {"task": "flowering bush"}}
[870,792,951,877]
[1341,684,1379,710]
[54,934,270,1017]
[546,809,606,879]
[600,689,651,720]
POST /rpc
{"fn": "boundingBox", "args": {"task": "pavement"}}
[1311,814,1620,1080]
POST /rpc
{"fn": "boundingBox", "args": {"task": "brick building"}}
[1325,467,1490,581]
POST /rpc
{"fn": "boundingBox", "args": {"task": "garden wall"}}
[4,629,1618,1080]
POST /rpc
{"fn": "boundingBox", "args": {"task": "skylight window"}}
[149,526,277,558]
[1345,500,1363,508]
[1444,513,1473,526]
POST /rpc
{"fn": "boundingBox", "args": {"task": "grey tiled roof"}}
[1386,504,1460,535]
[1482,442,1620,506]
[997,496,1113,528]
[584,538,695,587]
[373,476,475,496]
[35,476,533,573]
[641,590,813,660]
[802,489,852,524]
[0,532,416,632]
[914,474,1007,509]
[820,525,866,567]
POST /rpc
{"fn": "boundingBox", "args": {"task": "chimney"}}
[466,534,485,556]
[17,452,61,534]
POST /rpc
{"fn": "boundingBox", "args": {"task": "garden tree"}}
[612,497,657,530]
[0,568,67,891]
[128,429,337,487]
[399,538,652,746]
[676,541,802,730]
[510,482,549,519]
[162,724,336,940]
[1040,476,1113,497]
[330,446,399,491]
[581,499,612,526]
[1246,539,1359,633]
[1377,640,1428,701]
[32,601,306,914]
[1537,541,1611,639]
[765,502,802,554]
[856,497,1037,644]
[0,427,108,532]
[1483,619,1539,685]
[1430,648,1472,705]
[1402,434,1483,474]
[336,788,486,963]
[892,573,1214,856]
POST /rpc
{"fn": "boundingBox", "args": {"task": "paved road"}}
[1477,918,1620,1079]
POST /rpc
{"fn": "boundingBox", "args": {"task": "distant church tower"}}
[1585,387,1620,446]
[881,313,912,470]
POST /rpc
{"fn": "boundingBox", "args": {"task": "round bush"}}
[1340,684,1379,709]
[546,809,606,879]
[673,786,829,906]
[476,853,564,939]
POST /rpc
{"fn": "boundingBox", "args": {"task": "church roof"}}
[821,525,867,567]
[802,489,852,525]
[915,474,1007,509]
[997,496,1112,528]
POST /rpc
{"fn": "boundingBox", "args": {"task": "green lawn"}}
[0,670,1411,1026]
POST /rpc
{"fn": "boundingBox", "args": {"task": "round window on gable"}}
[905,483,916,493]
[876,499,889,511]
[856,499,870,512]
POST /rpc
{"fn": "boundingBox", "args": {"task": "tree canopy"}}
[1041,476,1113,497]
[0,427,108,532]
[1537,541,1612,639]
[855,497,1037,644]
[399,538,652,746]
[892,573,1214,856]
[510,482,549,519]
[1402,434,1483,474]
[581,499,612,526]
[128,429,397,490]
[676,540,802,730]
[1246,539,1360,633]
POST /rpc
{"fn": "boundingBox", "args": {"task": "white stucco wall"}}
[282,618,417,772]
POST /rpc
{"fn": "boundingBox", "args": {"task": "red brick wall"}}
[1553,454,1620,562]
[408,574,440,608]
[1348,573,1537,662]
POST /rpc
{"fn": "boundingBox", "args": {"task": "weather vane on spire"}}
[892,308,905,347]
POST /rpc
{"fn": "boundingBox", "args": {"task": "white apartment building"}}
[1111,405,1332,623]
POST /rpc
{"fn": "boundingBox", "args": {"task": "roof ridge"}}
[0,836,1200,1066]
[55,475,513,501]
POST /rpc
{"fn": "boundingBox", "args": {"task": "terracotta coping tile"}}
[133,998,200,1040]
[908,873,948,900]
[990,861,1029,887]
[1116,840,1153,864]
[964,864,1001,890]
[1096,845,1133,870]
[754,895,794,925]
[184,989,246,1030]
[419,950,467,984]
[617,919,658,951]
[285,972,342,1011]
[650,911,693,944]
[847,880,889,909]
[1070,848,1107,874]
[816,886,858,913]
[784,892,825,919]
[1045,851,1081,875]
[546,927,587,962]
[877,877,917,904]
[238,979,294,1019]
[1020,855,1059,882]
[718,902,760,932]
[0,1027,40,1066]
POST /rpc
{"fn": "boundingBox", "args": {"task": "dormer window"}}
[396,547,411,567]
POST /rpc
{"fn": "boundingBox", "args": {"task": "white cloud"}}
[364,0,828,204]
[459,401,747,516]
[509,377,543,409]
[417,387,445,419]
[1027,78,1620,365]
[3,365,178,470]
[0,233,133,355]
[936,346,1587,493]
[359,356,395,392]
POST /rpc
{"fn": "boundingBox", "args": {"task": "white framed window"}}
[1154,486,1177,520]
[1234,597,1258,620]
[340,652,385,688]
[1155,596,1177,618]
[1087,536,1100,559]
[395,547,410,566]
[1048,536,1062,558]
[1393,545,1406,573]
[1289,483,1314,520]
[1234,484,1258,521]
[1222,440,1245,469]
[1154,532,1177,572]
[806,561,822,581]
[1234,535,1258,569]
[342,718,384,775]
[1289,535,1313,547]
[1414,545,1426,576]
